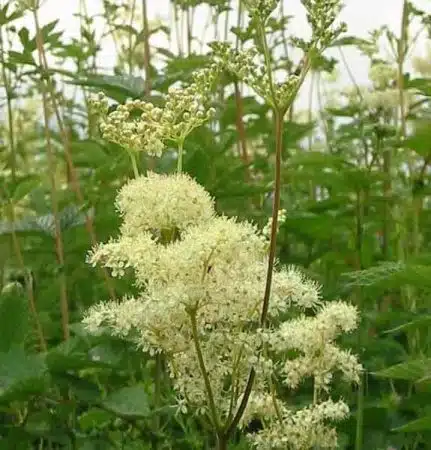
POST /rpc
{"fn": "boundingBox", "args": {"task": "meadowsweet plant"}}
[88,64,219,173]
[84,1,362,448]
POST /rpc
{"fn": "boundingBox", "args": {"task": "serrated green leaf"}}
[70,140,108,167]
[68,74,145,102]
[330,36,373,47]
[384,315,431,334]
[373,359,431,381]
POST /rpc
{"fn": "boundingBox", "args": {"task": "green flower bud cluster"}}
[242,0,280,21]
[16,0,41,11]
[88,66,220,156]
[301,0,347,48]
[211,42,299,109]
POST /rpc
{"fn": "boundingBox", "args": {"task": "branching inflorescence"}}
[84,0,362,448]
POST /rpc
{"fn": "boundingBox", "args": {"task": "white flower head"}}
[116,172,215,237]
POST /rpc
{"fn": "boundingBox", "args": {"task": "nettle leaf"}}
[330,36,374,47]
[102,385,151,418]
[0,205,93,237]
[373,359,431,382]
[0,3,23,26]
[70,139,108,167]
[0,348,48,403]
[341,262,431,290]
[68,74,146,102]
[384,315,431,334]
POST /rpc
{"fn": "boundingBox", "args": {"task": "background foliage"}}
[1,0,431,449]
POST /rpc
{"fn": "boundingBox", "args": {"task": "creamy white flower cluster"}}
[326,79,415,113]
[413,45,431,76]
[262,208,286,239]
[88,66,219,156]
[249,398,350,449]
[83,170,361,448]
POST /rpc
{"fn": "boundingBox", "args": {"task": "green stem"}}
[190,311,221,432]
[0,24,16,182]
[34,10,70,340]
[129,152,140,178]
[257,19,277,107]
[225,107,285,438]
[355,375,364,450]
[177,140,184,173]
[142,0,152,95]
[151,353,163,450]
[216,435,228,450]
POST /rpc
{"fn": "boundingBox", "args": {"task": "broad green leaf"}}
[46,336,112,372]
[11,175,40,203]
[102,385,151,418]
[0,348,48,402]
[407,77,431,97]
[401,120,431,157]
[79,408,113,431]
[70,140,108,167]
[68,74,145,102]
[52,373,101,402]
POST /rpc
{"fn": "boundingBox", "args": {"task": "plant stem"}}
[355,374,364,450]
[34,12,70,340]
[177,140,184,173]
[151,353,162,450]
[259,108,283,326]
[173,1,183,56]
[33,9,116,301]
[233,80,249,174]
[190,311,221,432]
[0,24,16,182]
[257,20,277,107]
[128,0,137,76]
[225,108,285,437]
[142,0,151,95]
[186,6,192,55]
[130,152,140,178]
[216,435,228,450]
[224,14,314,438]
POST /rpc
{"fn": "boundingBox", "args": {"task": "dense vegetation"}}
[1,0,431,449]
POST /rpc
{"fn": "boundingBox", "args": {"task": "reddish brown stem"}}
[142,0,152,95]
[225,108,285,438]
[33,11,116,301]
[34,12,70,340]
